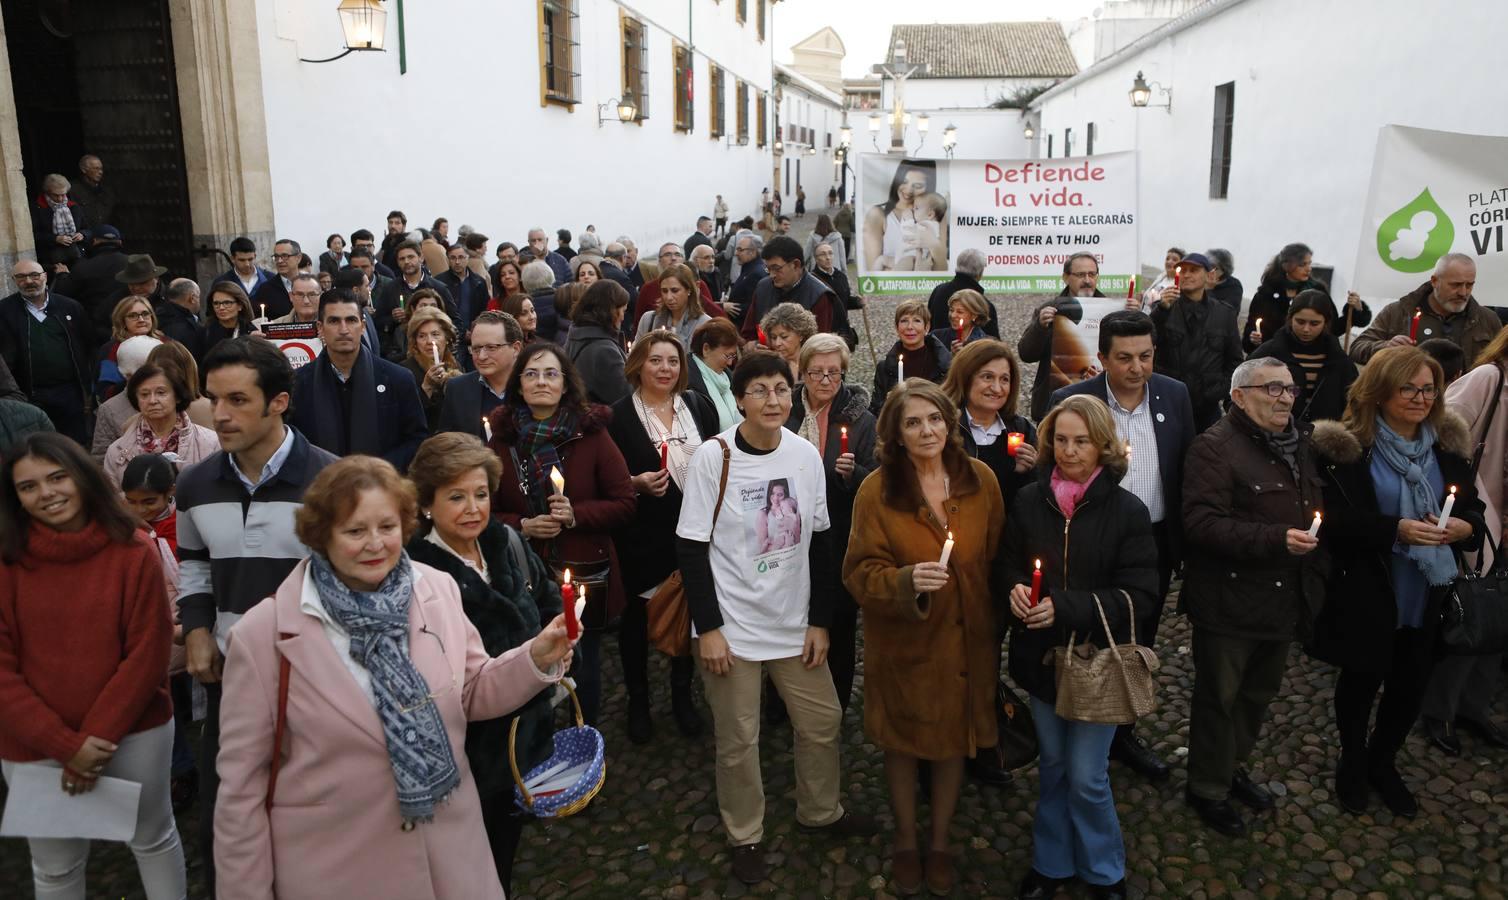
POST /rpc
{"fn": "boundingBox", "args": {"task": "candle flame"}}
[841,425,848,435]
[549,467,566,494]
[947,530,953,540]
[563,568,572,585]
[1450,485,1457,495]
[1034,558,1041,570]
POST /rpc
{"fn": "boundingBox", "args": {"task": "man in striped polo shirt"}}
[177,336,336,893]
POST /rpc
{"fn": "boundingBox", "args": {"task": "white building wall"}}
[254,0,773,255]
[1033,0,1508,302]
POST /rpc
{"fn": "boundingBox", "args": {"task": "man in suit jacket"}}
[250,238,301,320]
[436,310,522,438]
[290,290,429,471]
[0,260,92,442]
[1050,309,1196,782]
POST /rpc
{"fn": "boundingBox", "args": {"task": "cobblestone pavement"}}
[3,212,1505,898]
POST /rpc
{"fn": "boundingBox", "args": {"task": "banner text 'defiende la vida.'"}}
[854,152,1139,296]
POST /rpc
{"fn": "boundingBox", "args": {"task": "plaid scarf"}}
[512,406,578,513]
[49,198,76,238]
[134,413,187,461]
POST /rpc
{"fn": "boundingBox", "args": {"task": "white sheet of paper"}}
[1,763,141,841]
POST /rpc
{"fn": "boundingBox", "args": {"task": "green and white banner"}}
[853,152,1138,296]
[1353,125,1508,297]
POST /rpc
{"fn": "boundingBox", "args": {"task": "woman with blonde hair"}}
[843,380,1000,895]
[96,295,164,402]
[637,263,711,345]
[1001,394,1158,900]
[1310,346,1485,817]
[402,307,462,430]
[932,288,991,354]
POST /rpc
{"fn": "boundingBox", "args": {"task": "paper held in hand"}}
[0,762,142,841]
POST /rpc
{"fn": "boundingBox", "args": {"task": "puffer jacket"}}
[1181,406,1327,642]
[999,463,1160,703]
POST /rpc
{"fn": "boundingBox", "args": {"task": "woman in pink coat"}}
[214,456,575,900]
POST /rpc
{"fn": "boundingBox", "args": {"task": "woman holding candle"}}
[608,330,720,743]
[486,342,636,727]
[1249,290,1359,423]
[202,282,259,357]
[999,395,1159,900]
[842,380,1002,896]
[929,289,990,354]
[1310,345,1484,818]
[401,307,463,432]
[1242,242,1369,352]
[213,456,574,900]
[942,340,1038,512]
[1137,247,1184,311]
[789,333,878,714]
[871,299,953,415]
[403,433,562,893]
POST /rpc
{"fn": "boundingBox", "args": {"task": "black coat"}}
[608,390,720,595]
[289,349,429,470]
[250,276,292,320]
[599,260,639,309]
[1149,295,1244,430]
[565,323,629,406]
[436,370,504,440]
[434,270,490,345]
[1000,465,1161,703]
[0,292,92,403]
[154,302,205,362]
[959,412,1036,514]
[1018,288,1104,421]
[54,247,127,341]
[785,383,878,573]
[812,266,858,310]
[1243,278,1370,353]
[870,334,952,416]
[1250,328,1358,424]
[401,356,445,433]
[373,276,457,360]
[1181,408,1327,641]
[927,273,1000,339]
[1207,275,1244,312]
[405,522,561,797]
[1050,373,1197,564]
[1308,414,1485,674]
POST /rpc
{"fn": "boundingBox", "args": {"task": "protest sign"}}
[1353,125,1508,298]
[1044,297,1124,397]
[854,152,1138,296]
[262,322,322,369]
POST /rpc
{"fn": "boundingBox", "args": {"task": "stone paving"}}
[3,211,1506,898]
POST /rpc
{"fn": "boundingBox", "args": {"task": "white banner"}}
[1353,125,1508,298]
[261,322,322,369]
[854,152,1138,296]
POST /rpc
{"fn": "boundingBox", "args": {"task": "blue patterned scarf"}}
[1372,420,1458,586]
[308,551,460,824]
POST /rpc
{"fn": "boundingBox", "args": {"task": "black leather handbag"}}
[1442,365,1508,655]
[990,679,1039,771]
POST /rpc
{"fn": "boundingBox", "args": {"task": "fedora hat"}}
[115,254,167,284]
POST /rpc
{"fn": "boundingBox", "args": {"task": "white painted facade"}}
[252,0,775,252]
[870,69,1051,163]
[774,64,843,212]
[1031,0,1508,304]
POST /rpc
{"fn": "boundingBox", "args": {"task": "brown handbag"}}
[645,438,730,657]
[1050,590,1159,725]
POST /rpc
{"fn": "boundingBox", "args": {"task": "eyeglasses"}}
[211,299,240,309]
[271,252,296,261]
[1242,381,1301,398]
[766,262,795,276]
[470,343,510,357]
[804,370,844,383]
[13,272,44,281]
[521,368,563,383]
[291,290,321,300]
[396,625,459,713]
[743,385,793,401]
[1399,384,1439,401]
[124,310,154,321]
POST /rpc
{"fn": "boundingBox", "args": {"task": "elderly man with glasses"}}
[0,260,93,441]
[1178,356,1327,838]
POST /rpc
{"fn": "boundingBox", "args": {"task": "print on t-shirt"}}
[750,477,803,556]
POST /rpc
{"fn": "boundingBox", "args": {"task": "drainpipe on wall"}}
[396,0,407,74]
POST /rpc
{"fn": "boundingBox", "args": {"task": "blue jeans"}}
[1030,697,1124,886]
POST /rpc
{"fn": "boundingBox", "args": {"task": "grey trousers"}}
[1422,652,1503,722]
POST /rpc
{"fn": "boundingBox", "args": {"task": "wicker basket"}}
[509,683,605,818]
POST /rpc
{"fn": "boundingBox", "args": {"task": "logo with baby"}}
[1376,187,1455,274]
[741,478,802,568]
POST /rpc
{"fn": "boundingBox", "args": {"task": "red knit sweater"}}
[0,520,173,764]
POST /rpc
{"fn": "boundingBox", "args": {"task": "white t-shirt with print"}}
[676,425,830,661]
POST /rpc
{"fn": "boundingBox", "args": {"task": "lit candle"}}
[1173,267,1182,290]
[757,326,768,346]
[1126,274,1136,299]
[938,531,954,568]
[561,569,579,640]
[840,425,849,455]
[549,466,566,496]
[1125,442,1134,462]
[1029,559,1042,608]
[1006,432,1025,457]
[660,441,669,470]
[1254,317,1263,336]
[956,317,966,344]
[481,415,492,442]
[897,353,905,384]
[259,303,266,320]
[1438,485,1457,532]
[432,344,442,369]
[1307,511,1322,538]
[1409,310,1422,342]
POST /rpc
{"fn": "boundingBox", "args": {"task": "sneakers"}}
[730,843,768,884]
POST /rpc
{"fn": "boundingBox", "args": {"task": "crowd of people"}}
[1,189,1505,900]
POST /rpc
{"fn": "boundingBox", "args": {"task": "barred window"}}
[621,14,649,121]
[756,93,767,147]
[709,65,726,138]
[538,0,580,107]
[736,81,749,143]
[673,44,694,132]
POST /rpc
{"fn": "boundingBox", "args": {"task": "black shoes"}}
[1424,716,1462,755]
[1335,756,1369,815]
[967,753,1016,787]
[1457,716,1508,750]
[731,843,768,884]
[1230,769,1275,811]
[626,696,653,745]
[1090,879,1128,899]
[799,810,881,838]
[1185,791,1247,837]
[1017,869,1072,900]
[1109,731,1170,781]
[1367,763,1418,819]
[671,690,704,738]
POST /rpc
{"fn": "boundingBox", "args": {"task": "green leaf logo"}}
[1375,188,1454,273]
[860,277,876,293]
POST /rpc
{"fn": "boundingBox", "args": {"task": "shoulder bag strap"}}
[1468,363,1506,482]
[710,438,732,529]
[504,525,533,593]
[265,632,294,812]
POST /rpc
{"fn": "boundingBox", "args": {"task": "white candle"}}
[481,416,492,442]
[1437,486,1457,532]
[1307,511,1321,538]
[433,344,442,368]
[1254,317,1263,335]
[549,466,566,496]
[938,531,954,568]
[259,303,266,320]
[897,353,905,384]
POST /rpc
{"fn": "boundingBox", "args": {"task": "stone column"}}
[0,10,37,295]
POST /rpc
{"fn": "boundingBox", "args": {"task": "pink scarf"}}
[1050,465,1102,519]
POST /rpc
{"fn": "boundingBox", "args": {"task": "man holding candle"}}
[1179,357,1327,837]
[1051,311,1196,781]
[1149,252,1244,432]
[437,311,524,440]
[1349,253,1500,366]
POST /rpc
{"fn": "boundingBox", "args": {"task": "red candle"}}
[840,425,849,455]
[1029,559,1042,608]
[955,317,966,344]
[1006,432,1025,457]
[757,326,769,346]
[660,441,669,470]
[1126,274,1136,299]
[1409,310,1421,341]
[1173,267,1182,290]
[561,569,579,640]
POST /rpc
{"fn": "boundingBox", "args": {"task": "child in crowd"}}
[894,192,947,271]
